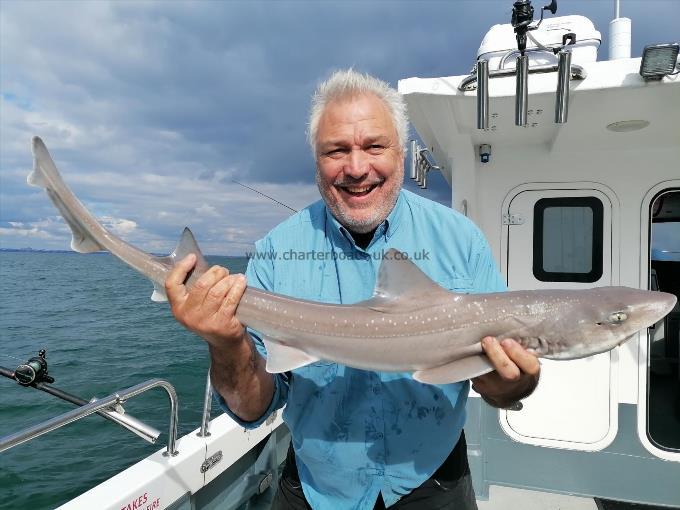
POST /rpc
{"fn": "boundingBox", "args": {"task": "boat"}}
[2,1,678,508]
[399,2,680,507]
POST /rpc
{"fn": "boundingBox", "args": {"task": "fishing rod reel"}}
[12,349,54,386]
[511,0,558,54]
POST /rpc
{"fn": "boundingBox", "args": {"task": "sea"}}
[0,251,249,510]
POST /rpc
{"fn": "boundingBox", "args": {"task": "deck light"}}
[639,43,679,80]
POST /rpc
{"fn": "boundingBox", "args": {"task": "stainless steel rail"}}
[0,378,179,456]
[88,397,161,444]
[458,62,586,91]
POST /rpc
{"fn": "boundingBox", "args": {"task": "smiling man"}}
[166,69,540,510]
[314,92,404,234]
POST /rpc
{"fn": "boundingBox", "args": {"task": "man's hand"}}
[165,254,275,421]
[472,337,540,409]
[165,253,248,348]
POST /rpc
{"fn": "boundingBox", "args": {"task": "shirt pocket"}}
[444,275,474,293]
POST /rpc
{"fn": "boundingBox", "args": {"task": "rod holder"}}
[476,59,489,130]
[555,50,571,123]
[409,141,441,190]
[419,167,428,189]
[198,369,212,438]
[515,55,529,126]
[409,140,418,180]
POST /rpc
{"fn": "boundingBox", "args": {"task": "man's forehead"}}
[317,94,397,138]
[320,133,391,147]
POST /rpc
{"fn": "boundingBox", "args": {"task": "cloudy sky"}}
[1,0,678,255]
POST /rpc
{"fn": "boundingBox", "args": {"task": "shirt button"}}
[378,433,384,438]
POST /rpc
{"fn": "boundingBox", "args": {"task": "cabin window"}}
[647,189,680,451]
[533,197,603,282]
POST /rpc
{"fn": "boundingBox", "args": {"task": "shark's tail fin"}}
[150,228,210,302]
[28,136,105,253]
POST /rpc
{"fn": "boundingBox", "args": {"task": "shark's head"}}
[523,287,677,360]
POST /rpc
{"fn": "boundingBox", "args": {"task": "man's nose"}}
[345,148,369,178]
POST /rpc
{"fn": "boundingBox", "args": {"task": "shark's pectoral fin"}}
[359,249,458,313]
[263,337,320,373]
[151,283,168,302]
[413,355,495,384]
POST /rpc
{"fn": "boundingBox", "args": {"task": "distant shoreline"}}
[0,248,243,258]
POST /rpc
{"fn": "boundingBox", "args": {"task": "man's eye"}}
[368,145,385,152]
[326,148,346,156]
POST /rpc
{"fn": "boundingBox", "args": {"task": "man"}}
[166,69,540,509]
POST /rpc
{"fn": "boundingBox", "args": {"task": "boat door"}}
[499,184,618,451]
[638,183,680,462]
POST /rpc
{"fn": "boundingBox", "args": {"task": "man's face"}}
[315,93,404,234]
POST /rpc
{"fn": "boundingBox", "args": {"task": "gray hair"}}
[307,69,408,157]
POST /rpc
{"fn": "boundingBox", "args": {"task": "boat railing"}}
[0,378,180,456]
[457,62,586,92]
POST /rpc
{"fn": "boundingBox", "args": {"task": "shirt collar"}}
[324,191,406,249]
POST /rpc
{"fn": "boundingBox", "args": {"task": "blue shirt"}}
[219,190,505,509]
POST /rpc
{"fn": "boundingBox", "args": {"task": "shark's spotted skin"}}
[29,136,677,384]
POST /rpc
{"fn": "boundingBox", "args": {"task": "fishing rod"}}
[232,179,298,213]
[1,350,160,443]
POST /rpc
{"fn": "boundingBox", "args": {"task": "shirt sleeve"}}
[470,228,507,293]
[215,236,290,429]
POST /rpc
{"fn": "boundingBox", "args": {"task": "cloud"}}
[0,216,66,243]
[100,216,137,236]
[1,1,678,254]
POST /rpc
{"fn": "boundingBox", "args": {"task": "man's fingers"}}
[203,274,232,307]
[218,274,247,318]
[165,253,197,302]
[184,265,228,306]
[481,336,520,381]
[501,338,541,376]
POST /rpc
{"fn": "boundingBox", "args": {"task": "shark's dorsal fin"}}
[172,228,204,261]
[359,248,454,313]
[149,228,211,301]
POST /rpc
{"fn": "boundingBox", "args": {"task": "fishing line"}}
[0,353,27,363]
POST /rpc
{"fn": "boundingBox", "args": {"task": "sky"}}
[1,0,678,255]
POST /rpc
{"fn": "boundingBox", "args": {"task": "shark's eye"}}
[608,311,628,324]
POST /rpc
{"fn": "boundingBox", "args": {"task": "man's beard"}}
[316,169,403,234]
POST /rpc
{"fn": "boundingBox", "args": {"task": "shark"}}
[28,136,677,384]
